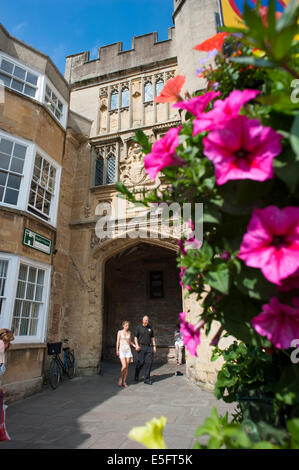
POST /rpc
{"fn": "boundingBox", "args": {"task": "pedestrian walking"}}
[134,315,156,385]
[116,321,136,388]
[0,328,14,441]
[174,323,184,365]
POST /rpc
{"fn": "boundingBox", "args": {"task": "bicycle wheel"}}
[66,351,75,379]
[48,358,61,389]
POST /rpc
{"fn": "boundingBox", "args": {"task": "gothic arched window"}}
[156,79,164,97]
[110,90,118,110]
[144,82,153,103]
[94,144,117,187]
[106,154,116,184]
[95,156,104,186]
[121,87,129,108]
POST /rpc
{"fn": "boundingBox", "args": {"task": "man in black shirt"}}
[134,315,156,385]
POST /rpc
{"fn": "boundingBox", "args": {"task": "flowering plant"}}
[120,0,299,448]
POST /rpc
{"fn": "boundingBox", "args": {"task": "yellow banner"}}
[220,0,292,28]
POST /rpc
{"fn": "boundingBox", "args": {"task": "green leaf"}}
[234,266,277,301]
[207,436,223,449]
[243,2,265,46]
[290,113,299,157]
[210,407,219,424]
[287,418,299,438]
[258,93,299,113]
[274,148,299,193]
[224,425,251,448]
[267,0,276,43]
[194,426,215,438]
[205,264,230,295]
[202,203,222,224]
[116,181,134,198]
[216,289,266,347]
[276,0,299,33]
[287,419,299,448]
[134,129,152,155]
[252,442,279,449]
[272,27,299,61]
[192,441,204,449]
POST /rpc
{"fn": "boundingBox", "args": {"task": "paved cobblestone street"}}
[1,363,236,449]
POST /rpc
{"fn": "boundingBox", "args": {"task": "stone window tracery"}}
[144,81,153,103]
[121,87,129,108]
[110,90,119,110]
[155,79,164,97]
[95,155,104,186]
[94,143,118,186]
[106,154,116,184]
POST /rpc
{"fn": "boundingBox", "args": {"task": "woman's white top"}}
[119,330,131,354]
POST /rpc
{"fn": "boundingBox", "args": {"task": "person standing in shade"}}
[174,323,184,365]
[134,315,156,385]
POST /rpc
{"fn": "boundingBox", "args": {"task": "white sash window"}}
[0,254,51,343]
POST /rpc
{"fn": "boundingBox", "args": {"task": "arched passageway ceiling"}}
[91,229,180,263]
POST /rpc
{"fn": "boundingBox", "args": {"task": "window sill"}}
[0,205,57,232]
[90,183,117,191]
[9,342,46,351]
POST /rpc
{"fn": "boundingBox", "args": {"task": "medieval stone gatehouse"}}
[0,0,231,402]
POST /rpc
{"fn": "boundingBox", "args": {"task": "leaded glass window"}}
[121,87,129,108]
[110,90,118,110]
[28,154,56,221]
[106,155,116,184]
[144,82,153,102]
[0,260,8,317]
[0,135,27,206]
[0,56,38,98]
[156,79,164,97]
[95,156,104,186]
[45,84,64,122]
[94,144,117,186]
[12,263,45,337]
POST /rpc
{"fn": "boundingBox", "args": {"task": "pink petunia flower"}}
[179,312,201,356]
[203,115,282,185]
[251,297,299,349]
[238,206,299,285]
[173,91,220,117]
[185,236,202,251]
[144,127,183,181]
[193,89,260,135]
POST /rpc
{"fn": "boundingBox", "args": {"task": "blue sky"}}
[1,0,174,76]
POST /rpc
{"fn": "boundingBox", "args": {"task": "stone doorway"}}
[102,242,183,363]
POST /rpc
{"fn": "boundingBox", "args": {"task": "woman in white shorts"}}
[116,321,136,387]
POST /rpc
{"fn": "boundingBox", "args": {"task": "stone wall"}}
[173,0,219,93]
[183,291,235,391]
[69,66,179,138]
[65,30,177,86]
[0,89,65,163]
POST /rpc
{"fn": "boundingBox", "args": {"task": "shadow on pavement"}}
[0,361,235,449]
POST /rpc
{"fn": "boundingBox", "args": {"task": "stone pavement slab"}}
[0,362,236,449]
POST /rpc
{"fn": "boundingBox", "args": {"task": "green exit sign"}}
[23,228,52,255]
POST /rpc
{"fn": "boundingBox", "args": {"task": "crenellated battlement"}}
[65,28,177,86]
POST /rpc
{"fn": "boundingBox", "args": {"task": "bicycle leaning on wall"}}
[47,339,75,389]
